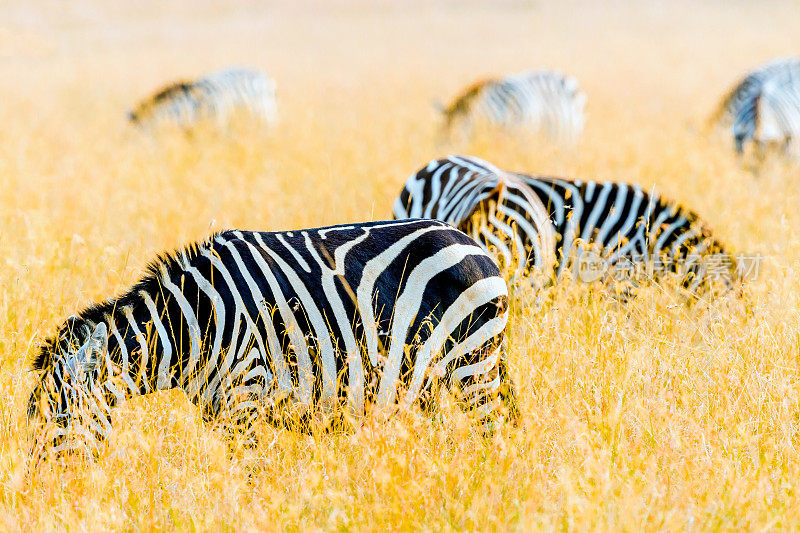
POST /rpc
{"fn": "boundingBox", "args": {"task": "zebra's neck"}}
[98,289,182,404]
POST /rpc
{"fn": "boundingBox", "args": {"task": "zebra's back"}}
[518,173,733,293]
[439,70,586,143]
[128,67,278,130]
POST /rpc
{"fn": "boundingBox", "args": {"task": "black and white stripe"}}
[28,220,512,460]
[395,156,734,295]
[393,156,556,283]
[519,174,733,293]
[128,67,278,130]
[438,70,586,143]
[713,57,800,156]
[750,68,800,157]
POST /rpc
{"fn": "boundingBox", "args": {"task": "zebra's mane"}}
[129,80,196,122]
[710,78,758,126]
[150,81,195,104]
[443,78,496,116]
[31,233,221,372]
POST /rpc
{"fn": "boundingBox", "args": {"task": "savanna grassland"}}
[2,0,800,529]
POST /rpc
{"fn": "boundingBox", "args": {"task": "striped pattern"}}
[712,57,800,157]
[128,67,278,130]
[395,156,734,295]
[28,220,512,460]
[438,70,586,144]
[518,173,733,293]
[393,156,556,283]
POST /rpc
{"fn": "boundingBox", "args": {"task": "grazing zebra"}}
[128,67,278,130]
[436,70,586,144]
[27,220,513,461]
[393,155,557,284]
[395,156,735,296]
[712,57,800,157]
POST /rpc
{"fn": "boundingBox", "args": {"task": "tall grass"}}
[1,0,800,529]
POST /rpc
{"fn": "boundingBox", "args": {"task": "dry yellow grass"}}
[2,0,800,529]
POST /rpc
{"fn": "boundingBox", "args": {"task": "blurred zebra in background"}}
[436,70,586,144]
[128,67,278,130]
[395,156,736,296]
[393,155,556,284]
[712,57,800,159]
[27,220,514,461]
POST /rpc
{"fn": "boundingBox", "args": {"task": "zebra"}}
[436,70,587,144]
[27,220,514,462]
[393,155,557,285]
[750,69,800,157]
[395,156,736,296]
[128,67,278,130]
[712,57,800,158]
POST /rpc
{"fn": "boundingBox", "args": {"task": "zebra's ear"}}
[90,322,108,350]
[64,315,81,336]
[81,323,108,373]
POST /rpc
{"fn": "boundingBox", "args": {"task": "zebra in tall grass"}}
[712,57,800,158]
[27,220,513,461]
[395,156,735,296]
[128,67,278,130]
[393,155,557,284]
[436,70,587,144]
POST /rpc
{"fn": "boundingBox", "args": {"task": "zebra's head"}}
[28,318,114,463]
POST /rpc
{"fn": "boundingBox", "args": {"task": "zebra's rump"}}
[439,69,586,143]
[712,56,800,155]
[714,57,800,124]
[128,67,278,130]
[394,155,557,283]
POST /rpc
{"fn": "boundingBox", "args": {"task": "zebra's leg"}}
[495,342,520,426]
[450,339,518,433]
[213,383,268,451]
[603,256,641,303]
[415,367,447,422]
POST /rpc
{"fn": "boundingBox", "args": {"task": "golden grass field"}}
[2,0,800,529]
